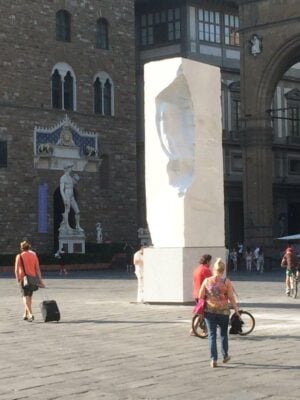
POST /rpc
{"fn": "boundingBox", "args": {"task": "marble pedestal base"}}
[59,232,86,254]
[143,246,225,303]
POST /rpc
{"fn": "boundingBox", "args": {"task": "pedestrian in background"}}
[55,249,68,275]
[254,245,260,270]
[225,245,230,275]
[245,247,253,272]
[237,241,244,268]
[257,247,264,274]
[133,246,144,302]
[198,258,240,368]
[123,241,134,273]
[230,248,238,272]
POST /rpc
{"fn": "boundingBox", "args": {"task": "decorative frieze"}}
[33,115,100,172]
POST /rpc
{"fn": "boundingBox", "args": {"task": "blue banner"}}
[38,183,48,233]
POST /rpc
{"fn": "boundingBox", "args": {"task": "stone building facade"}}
[135,0,300,253]
[2,0,300,256]
[238,0,300,250]
[0,0,137,254]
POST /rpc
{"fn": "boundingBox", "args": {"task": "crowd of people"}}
[226,242,265,273]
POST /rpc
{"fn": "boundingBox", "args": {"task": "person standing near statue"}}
[60,164,83,232]
[133,246,144,302]
[123,241,134,273]
[55,249,68,275]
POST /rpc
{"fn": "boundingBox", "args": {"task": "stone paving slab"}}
[0,271,299,399]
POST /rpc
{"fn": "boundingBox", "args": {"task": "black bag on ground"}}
[229,312,242,334]
[40,300,60,322]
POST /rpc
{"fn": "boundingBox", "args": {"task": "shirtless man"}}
[133,246,144,302]
[60,164,83,232]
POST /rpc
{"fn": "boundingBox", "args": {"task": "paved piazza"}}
[0,270,299,400]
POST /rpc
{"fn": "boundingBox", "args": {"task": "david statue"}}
[59,164,84,233]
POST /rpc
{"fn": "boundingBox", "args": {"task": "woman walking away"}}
[15,240,45,322]
[198,258,240,368]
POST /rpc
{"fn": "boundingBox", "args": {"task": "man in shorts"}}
[281,243,299,296]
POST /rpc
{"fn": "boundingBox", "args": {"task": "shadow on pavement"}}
[228,361,300,369]
[45,319,186,325]
[236,335,300,341]
[239,302,300,309]
[228,271,283,282]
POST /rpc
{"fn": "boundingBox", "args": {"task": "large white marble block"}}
[145,57,224,248]
[144,57,225,302]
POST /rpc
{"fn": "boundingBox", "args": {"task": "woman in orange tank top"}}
[15,240,45,322]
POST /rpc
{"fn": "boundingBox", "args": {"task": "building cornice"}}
[236,0,261,4]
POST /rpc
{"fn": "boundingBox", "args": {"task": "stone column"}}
[242,120,273,250]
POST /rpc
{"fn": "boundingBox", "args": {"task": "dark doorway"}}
[53,187,76,251]
[228,201,244,248]
[288,203,300,234]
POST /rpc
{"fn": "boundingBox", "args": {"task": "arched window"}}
[103,79,112,115]
[286,89,300,137]
[93,72,114,116]
[64,71,74,110]
[94,78,102,114]
[52,69,62,109]
[56,10,71,42]
[51,63,76,111]
[96,18,109,49]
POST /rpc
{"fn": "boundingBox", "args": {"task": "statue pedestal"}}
[144,247,225,303]
[59,231,85,254]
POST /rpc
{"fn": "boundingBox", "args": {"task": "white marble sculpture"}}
[143,57,225,302]
[59,164,83,234]
[156,74,195,197]
[250,34,262,56]
[96,222,103,243]
[58,163,85,253]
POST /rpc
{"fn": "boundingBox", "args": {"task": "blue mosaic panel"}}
[71,129,96,156]
[38,183,48,233]
[35,127,97,156]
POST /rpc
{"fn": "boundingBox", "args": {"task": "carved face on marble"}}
[155,72,195,196]
[58,126,75,146]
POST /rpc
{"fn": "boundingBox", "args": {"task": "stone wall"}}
[0,0,137,253]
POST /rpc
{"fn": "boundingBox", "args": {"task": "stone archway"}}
[239,0,300,251]
[257,35,300,114]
